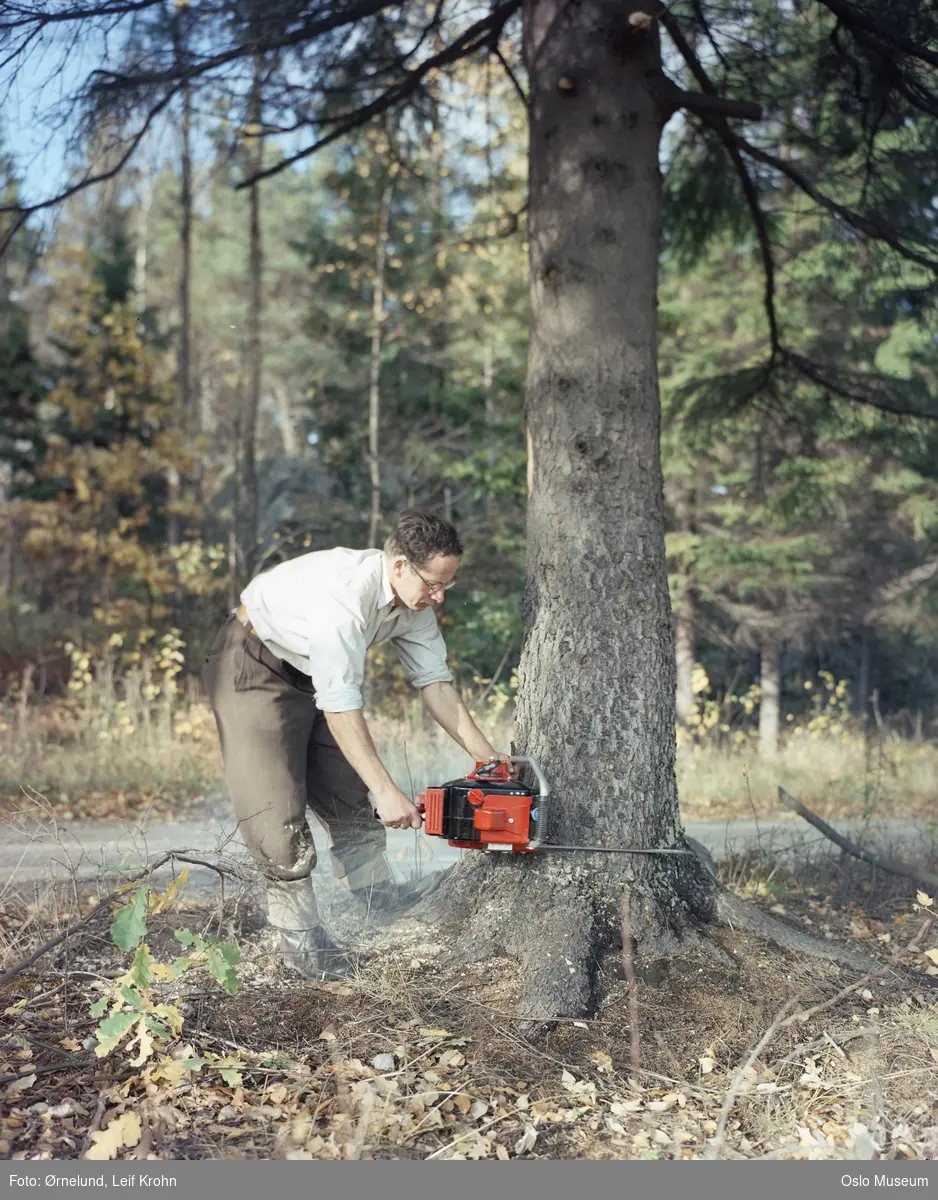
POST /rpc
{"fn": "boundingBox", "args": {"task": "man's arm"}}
[419,681,506,762]
[323,709,422,829]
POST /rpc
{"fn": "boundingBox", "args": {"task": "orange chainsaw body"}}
[417,759,543,852]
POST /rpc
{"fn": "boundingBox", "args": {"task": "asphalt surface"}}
[1,803,935,891]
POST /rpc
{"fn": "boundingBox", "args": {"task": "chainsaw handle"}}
[509,756,549,850]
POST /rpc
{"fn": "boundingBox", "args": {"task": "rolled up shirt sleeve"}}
[307,595,368,712]
[393,610,454,689]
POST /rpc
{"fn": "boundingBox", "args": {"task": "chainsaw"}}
[416,757,692,857]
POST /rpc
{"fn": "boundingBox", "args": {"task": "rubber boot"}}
[266,875,359,981]
[277,926,359,981]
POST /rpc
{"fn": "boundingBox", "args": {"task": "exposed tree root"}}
[712,887,880,973]
[407,833,930,1032]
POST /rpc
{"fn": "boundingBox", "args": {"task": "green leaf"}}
[110,886,149,951]
[95,1009,137,1056]
[90,996,109,1018]
[206,942,240,995]
[165,956,194,981]
[219,1068,243,1085]
[144,1017,171,1038]
[181,1057,206,1072]
[128,943,154,990]
[119,986,146,1012]
[174,928,200,948]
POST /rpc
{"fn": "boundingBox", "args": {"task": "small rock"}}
[217,1106,238,1122]
[27,1103,49,1115]
[371,1054,396,1072]
[48,1103,73,1119]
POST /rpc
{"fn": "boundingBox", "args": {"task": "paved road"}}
[1,807,935,890]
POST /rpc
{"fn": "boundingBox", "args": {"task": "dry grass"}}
[0,676,512,820]
[676,734,938,822]
[1,652,935,826]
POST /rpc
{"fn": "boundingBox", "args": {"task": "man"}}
[202,510,511,980]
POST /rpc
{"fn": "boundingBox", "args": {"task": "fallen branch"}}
[0,853,174,991]
[778,787,938,894]
[0,850,247,990]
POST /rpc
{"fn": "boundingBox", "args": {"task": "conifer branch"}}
[87,0,401,93]
[814,0,938,70]
[493,42,528,110]
[657,78,762,123]
[730,133,938,274]
[660,5,938,424]
[0,85,178,254]
[658,9,780,362]
[232,0,521,190]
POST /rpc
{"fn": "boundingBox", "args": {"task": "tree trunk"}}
[367,182,392,549]
[177,83,193,430]
[272,380,300,457]
[857,624,872,722]
[758,631,781,760]
[673,480,697,725]
[436,0,713,1028]
[482,337,495,521]
[134,164,153,313]
[674,586,697,726]
[241,57,264,580]
[168,6,192,606]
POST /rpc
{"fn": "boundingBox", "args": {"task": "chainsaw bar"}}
[538,843,693,856]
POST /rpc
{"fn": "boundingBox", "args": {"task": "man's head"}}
[384,510,463,611]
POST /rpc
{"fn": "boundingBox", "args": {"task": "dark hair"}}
[384,510,463,566]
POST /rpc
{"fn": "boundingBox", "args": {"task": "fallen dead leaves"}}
[3,860,938,1161]
[0,786,213,823]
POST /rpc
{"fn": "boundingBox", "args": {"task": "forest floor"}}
[2,842,938,1162]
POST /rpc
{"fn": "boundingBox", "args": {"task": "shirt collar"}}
[379,553,396,608]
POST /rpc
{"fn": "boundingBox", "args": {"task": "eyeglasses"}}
[407,560,457,594]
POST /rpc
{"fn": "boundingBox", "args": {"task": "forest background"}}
[2,3,938,824]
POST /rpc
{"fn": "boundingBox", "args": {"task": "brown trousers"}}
[201,613,392,891]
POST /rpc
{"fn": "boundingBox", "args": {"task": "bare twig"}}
[80,1091,110,1157]
[236,1,519,191]
[493,42,528,110]
[707,995,803,1159]
[708,970,887,1159]
[779,787,938,893]
[424,1109,516,1160]
[0,850,246,990]
[0,853,174,991]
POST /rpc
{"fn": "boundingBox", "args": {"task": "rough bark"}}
[241,57,264,580]
[367,182,392,548]
[673,480,697,725]
[433,0,715,1028]
[758,630,781,760]
[272,379,300,457]
[482,338,495,521]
